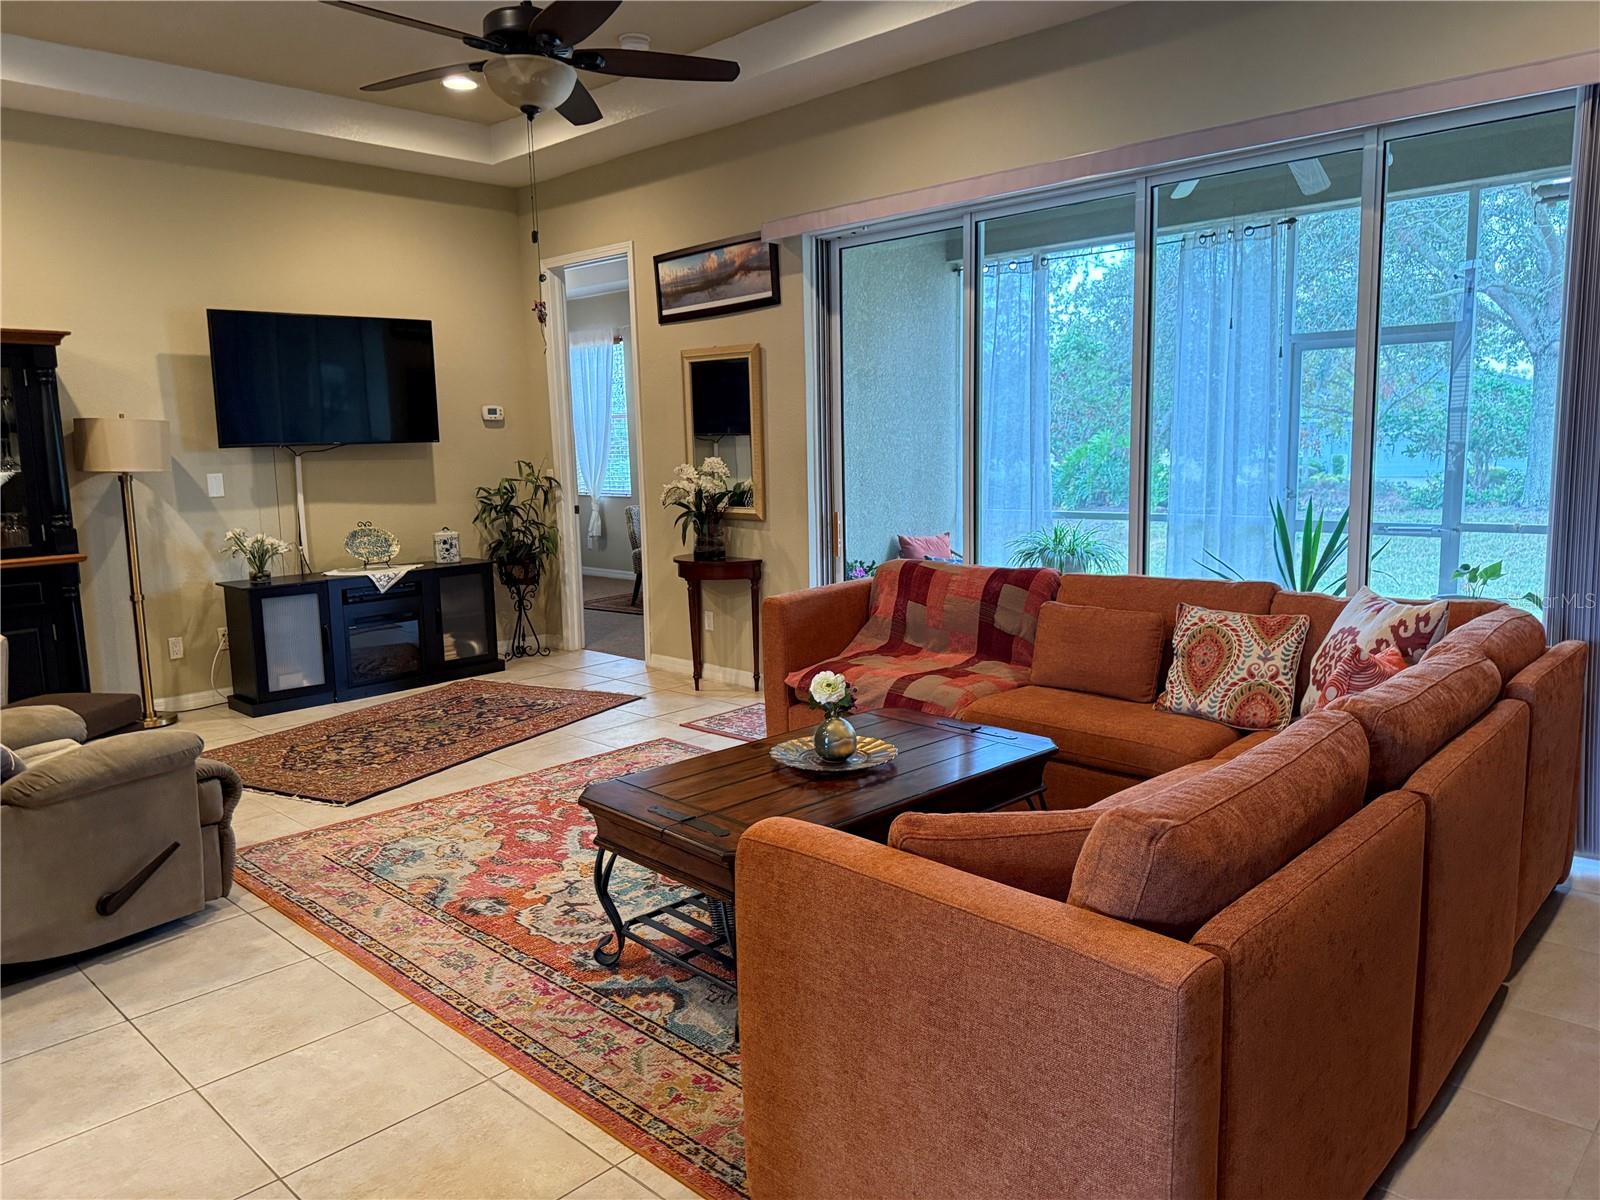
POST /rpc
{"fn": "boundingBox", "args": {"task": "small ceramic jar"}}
[433,527,461,564]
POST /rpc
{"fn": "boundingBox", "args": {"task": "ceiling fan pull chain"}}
[528,117,549,344]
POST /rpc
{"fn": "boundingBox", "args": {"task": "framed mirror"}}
[682,343,765,521]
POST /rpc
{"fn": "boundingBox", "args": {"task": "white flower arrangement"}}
[806,670,855,719]
[659,457,753,543]
[225,528,296,578]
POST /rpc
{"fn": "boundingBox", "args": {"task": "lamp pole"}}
[119,470,175,728]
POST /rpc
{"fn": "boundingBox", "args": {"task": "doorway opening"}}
[543,246,647,661]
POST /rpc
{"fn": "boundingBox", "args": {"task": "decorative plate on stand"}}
[344,521,400,567]
[769,735,898,774]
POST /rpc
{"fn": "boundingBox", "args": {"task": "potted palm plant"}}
[473,460,562,593]
[1009,522,1120,573]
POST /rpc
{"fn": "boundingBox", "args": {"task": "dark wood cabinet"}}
[0,330,90,700]
[219,560,502,716]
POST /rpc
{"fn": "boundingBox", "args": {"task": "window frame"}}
[814,90,1580,595]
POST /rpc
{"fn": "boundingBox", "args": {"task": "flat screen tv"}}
[207,309,441,447]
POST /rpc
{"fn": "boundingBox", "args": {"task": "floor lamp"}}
[76,415,177,729]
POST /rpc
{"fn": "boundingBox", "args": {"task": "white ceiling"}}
[0,0,1115,185]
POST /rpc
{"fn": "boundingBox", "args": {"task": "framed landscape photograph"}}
[653,235,780,324]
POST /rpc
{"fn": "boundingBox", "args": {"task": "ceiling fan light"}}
[483,55,577,111]
[441,73,479,91]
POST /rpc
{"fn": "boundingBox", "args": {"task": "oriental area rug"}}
[680,704,767,743]
[234,740,745,1200]
[211,680,638,804]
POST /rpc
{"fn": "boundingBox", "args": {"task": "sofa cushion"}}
[1030,603,1165,702]
[786,560,1058,716]
[1209,730,1277,763]
[1157,604,1310,731]
[1424,606,1545,683]
[1328,646,1501,792]
[1300,587,1450,715]
[959,686,1239,778]
[1054,575,1279,641]
[11,692,142,741]
[1067,710,1369,937]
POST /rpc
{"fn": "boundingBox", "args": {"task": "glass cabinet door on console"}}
[428,567,497,670]
[1,367,35,556]
[221,580,336,714]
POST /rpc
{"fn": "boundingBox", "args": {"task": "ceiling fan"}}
[323,0,741,125]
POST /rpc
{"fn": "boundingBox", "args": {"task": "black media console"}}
[217,559,502,716]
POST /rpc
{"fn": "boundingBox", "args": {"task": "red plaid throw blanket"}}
[786,560,1061,716]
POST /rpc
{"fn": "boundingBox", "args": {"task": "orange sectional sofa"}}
[746,572,1588,1199]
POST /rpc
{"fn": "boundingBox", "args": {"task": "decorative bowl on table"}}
[769,735,898,774]
[344,521,400,567]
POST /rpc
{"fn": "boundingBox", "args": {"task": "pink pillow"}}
[897,532,952,560]
[1306,645,1408,714]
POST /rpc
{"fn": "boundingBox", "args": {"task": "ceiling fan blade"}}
[527,1,621,46]
[574,47,739,83]
[321,1,476,41]
[360,61,487,92]
[556,78,603,125]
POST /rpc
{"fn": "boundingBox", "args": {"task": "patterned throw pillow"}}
[1157,604,1311,731]
[1300,587,1449,714]
[1305,645,1409,715]
[0,745,22,782]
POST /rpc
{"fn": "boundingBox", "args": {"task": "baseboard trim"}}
[582,567,637,582]
[645,653,754,690]
[154,687,231,714]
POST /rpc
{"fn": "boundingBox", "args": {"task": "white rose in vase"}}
[808,670,854,718]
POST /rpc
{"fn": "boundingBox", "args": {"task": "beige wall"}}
[3,1,1593,695]
[526,0,1598,679]
[0,113,547,702]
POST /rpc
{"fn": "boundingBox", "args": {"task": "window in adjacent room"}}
[574,338,634,498]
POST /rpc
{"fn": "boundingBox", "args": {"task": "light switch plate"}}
[482,405,505,423]
[206,472,225,497]
[167,636,184,660]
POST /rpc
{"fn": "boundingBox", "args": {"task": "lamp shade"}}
[76,415,170,474]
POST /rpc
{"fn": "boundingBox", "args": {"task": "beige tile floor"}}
[0,648,1596,1200]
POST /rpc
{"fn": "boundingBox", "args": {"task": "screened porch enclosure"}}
[824,99,1578,610]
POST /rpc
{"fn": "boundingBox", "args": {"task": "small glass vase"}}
[813,715,858,763]
[248,566,273,584]
[693,516,727,561]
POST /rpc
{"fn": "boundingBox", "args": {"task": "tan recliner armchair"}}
[1,706,243,963]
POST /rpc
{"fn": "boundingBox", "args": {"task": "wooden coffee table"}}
[578,709,1055,992]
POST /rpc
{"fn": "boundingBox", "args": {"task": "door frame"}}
[540,241,649,658]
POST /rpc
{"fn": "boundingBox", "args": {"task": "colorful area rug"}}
[235,740,742,1199]
[211,680,638,804]
[585,591,643,615]
[680,704,767,743]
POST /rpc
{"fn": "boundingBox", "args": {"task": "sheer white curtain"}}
[569,330,615,546]
[1163,223,1286,581]
[978,258,1051,563]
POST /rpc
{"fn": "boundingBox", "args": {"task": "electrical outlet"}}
[167,636,184,660]
[217,626,230,651]
[703,610,713,632]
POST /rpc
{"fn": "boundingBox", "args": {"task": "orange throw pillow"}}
[1031,602,1166,703]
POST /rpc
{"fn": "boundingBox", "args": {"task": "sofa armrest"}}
[2,730,203,810]
[737,817,1223,1200]
[888,807,1099,900]
[1,705,88,751]
[761,578,872,734]
[1191,790,1425,1198]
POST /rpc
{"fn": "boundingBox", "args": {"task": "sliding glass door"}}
[1369,106,1576,602]
[820,94,1579,610]
[834,225,966,575]
[1146,149,1363,583]
[975,192,1136,569]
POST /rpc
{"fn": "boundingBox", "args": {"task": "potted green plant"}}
[473,460,562,593]
[1008,522,1119,573]
[1199,498,1388,595]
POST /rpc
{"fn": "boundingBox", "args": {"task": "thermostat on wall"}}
[482,405,505,423]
